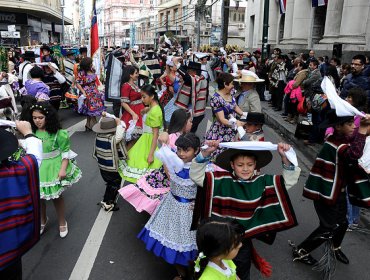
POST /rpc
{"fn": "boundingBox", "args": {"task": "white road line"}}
[206,120,212,131]
[66,119,88,137]
[68,209,113,280]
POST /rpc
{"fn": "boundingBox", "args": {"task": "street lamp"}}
[61,0,65,45]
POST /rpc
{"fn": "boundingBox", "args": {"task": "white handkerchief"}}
[321,77,366,117]
[155,145,184,173]
[125,120,137,142]
[359,136,370,174]
[0,119,16,127]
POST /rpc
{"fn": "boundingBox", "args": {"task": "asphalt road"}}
[22,104,370,280]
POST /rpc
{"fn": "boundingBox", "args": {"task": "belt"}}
[172,193,194,203]
[130,99,143,105]
[42,150,60,159]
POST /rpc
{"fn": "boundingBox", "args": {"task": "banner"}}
[279,0,286,14]
[90,0,100,78]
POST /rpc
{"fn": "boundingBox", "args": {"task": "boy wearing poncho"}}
[190,140,301,280]
[292,110,370,268]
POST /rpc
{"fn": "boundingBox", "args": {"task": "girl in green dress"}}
[30,102,82,238]
[121,85,164,183]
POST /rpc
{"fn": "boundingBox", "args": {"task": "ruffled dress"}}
[119,132,180,215]
[76,72,105,116]
[35,129,82,200]
[204,92,237,158]
[138,159,198,266]
[121,105,163,183]
[120,82,145,139]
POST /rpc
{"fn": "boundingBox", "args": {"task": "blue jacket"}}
[340,72,370,99]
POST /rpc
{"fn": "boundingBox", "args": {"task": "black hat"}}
[288,51,297,55]
[22,51,40,59]
[0,129,18,161]
[65,50,75,56]
[240,112,265,125]
[186,61,202,72]
[215,148,273,172]
[79,47,88,53]
[319,109,354,128]
[40,44,53,54]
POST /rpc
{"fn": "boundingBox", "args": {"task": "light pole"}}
[61,0,65,45]
[261,0,269,61]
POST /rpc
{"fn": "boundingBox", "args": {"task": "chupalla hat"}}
[92,117,117,133]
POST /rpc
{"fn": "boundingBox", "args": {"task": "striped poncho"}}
[0,155,40,270]
[303,135,370,207]
[192,171,297,238]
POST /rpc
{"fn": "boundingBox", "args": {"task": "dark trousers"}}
[191,115,204,133]
[298,192,348,253]
[233,238,252,280]
[100,170,122,203]
[275,81,286,110]
[283,94,290,115]
[0,259,22,280]
[112,100,122,118]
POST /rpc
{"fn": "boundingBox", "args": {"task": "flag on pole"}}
[279,0,287,14]
[312,0,328,7]
[90,0,100,78]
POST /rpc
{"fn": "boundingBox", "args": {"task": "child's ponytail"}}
[193,252,209,280]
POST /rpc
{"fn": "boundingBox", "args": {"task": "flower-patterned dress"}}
[76,72,105,116]
[119,132,180,215]
[204,92,237,158]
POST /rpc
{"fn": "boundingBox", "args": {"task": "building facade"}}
[0,0,72,46]
[245,0,370,60]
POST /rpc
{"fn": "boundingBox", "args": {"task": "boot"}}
[285,114,293,122]
[289,115,298,125]
[292,247,318,266]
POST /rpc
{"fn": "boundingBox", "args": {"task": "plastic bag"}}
[264,90,271,101]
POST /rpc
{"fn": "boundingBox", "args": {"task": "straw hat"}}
[139,69,150,78]
[234,70,265,83]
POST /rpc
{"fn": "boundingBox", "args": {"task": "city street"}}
[22,105,370,280]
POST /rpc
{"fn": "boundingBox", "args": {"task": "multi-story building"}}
[104,0,152,47]
[0,0,73,46]
[245,0,370,60]
[96,0,105,46]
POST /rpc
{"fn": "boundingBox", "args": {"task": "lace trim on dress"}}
[39,163,82,188]
[146,227,198,252]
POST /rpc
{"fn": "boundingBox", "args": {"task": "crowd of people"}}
[0,41,370,280]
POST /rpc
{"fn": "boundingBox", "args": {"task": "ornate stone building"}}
[245,0,370,60]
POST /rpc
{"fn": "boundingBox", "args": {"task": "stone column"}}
[320,0,344,43]
[282,0,294,41]
[289,0,312,45]
[337,0,369,44]
[268,0,279,44]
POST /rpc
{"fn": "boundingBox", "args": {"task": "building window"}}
[233,13,236,22]
[174,8,178,23]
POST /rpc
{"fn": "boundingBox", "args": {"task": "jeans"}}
[346,193,360,225]
[100,170,122,203]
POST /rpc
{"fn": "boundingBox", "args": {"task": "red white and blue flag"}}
[90,0,101,78]
[279,0,286,14]
[312,0,328,7]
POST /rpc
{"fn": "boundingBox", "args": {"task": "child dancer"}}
[92,112,127,211]
[236,112,265,141]
[194,219,243,280]
[30,102,82,238]
[120,109,192,214]
[138,133,200,279]
[24,66,50,101]
[121,85,163,183]
[190,141,300,280]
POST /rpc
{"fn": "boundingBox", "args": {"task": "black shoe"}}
[281,113,288,117]
[292,247,318,266]
[335,249,349,264]
[274,107,282,111]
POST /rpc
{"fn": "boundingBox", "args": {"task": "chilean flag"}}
[279,0,286,14]
[312,0,328,7]
[90,0,101,78]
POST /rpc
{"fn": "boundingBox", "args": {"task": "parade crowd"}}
[0,41,370,280]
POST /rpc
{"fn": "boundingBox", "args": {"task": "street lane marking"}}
[68,209,113,280]
[66,119,87,137]
[206,120,212,132]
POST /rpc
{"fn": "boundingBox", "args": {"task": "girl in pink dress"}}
[119,109,192,215]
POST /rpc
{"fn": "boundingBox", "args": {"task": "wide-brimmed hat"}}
[186,61,202,72]
[240,112,265,125]
[0,128,18,161]
[79,47,88,54]
[139,69,150,78]
[22,51,40,59]
[215,148,273,172]
[92,117,117,133]
[319,109,354,128]
[235,70,265,83]
[40,44,53,54]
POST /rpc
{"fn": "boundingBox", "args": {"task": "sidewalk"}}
[261,101,370,230]
[261,101,320,163]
